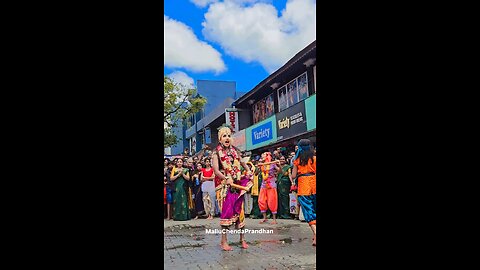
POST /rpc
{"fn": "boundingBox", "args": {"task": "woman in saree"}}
[170,158,191,221]
[192,162,205,219]
[249,160,262,219]
[276,155,293,219]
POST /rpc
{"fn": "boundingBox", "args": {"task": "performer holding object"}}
[257,152,281,224]
[212,125,253,251]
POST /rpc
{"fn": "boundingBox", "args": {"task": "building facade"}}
[172,80,242,155]
[166,41,317,157]
[233,40,317,156]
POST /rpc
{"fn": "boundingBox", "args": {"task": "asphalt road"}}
[164,217,317,269]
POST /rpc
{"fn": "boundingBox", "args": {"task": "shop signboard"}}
[276,101,307,141]
[246,115,277,151]
[232,129,246,151]
[225,108,239,133]
[304,94,316,131]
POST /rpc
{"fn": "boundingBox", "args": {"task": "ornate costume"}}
[216,144,253,227]
[258,153,279,215]
[214,126,253,228]
[293,148,317,226]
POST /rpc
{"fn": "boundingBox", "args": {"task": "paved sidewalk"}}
[164,217,317,269]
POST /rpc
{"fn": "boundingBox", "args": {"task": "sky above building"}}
[164,0,316,93]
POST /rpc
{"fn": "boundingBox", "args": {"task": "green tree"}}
[164,76,207,148]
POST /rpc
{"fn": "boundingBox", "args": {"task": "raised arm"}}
[240,161,251,175]
[275,163,282,173]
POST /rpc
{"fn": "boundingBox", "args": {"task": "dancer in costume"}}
[291,139,317,246]
[257,152,281,224]
[212,125,253,251]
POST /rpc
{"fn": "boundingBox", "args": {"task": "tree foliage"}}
[164,76,207,148]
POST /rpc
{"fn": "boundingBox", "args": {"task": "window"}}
[278,86,288,112]
[186,115,194,128]
[252,93,275,124]
[277,71,309,112]
[297,73,308,101]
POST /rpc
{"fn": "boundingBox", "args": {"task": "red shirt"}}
[201,168,214,178]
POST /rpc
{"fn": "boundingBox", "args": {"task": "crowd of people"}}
[163,143,317,224]
[164,125,317,249]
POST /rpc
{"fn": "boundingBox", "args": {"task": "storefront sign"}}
[304,94,316,131]
[246,115,277,151]
[252,122,273,144]
[232,129,246,151]
[225,109,239,133]
[276,101,307,141]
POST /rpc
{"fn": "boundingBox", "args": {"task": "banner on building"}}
[232,129,246,151]
[225,109,239,133]
[276,101,307,141]
[246,115,277,151]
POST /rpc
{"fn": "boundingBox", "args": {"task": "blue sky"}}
[164,0,316,93]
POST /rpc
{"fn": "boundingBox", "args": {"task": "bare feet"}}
[270,220,278,225]
[259,219,268,224]
[241,240,249,249]
[221,242,233,251]
[207,216,213,220]
[194,216,198,220]
[312,235,316,246]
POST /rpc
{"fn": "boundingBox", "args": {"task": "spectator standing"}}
[192,162,205,219]
[243,161,255,216]
[170,159,191,221]
[201,158,216,220]
[186,158,196,218]
[165,161,175,220]
[250,159,262,219]
[277,155,293,219]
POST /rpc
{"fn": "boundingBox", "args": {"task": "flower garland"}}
[261,164,273,188]
[216,144,241,181]
[261,165,271,179]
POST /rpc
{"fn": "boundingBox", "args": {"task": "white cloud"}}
[190,0,268,8]
[167,71,195,88]
[164,15,226,74]
[190,0,218,8]
[201,0,316,73]
[166,71,196,105]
